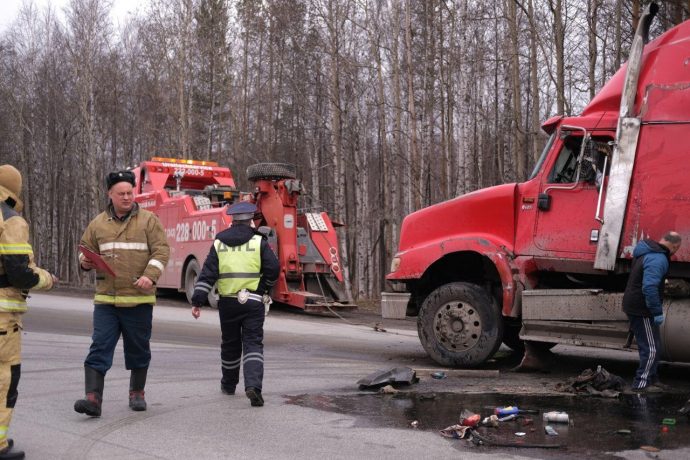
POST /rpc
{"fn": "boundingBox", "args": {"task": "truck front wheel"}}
[418,282,503,367]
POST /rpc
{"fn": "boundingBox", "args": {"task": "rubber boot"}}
[129,367,147,411]
[74,366,104,417]
[0,439,24,460]
[0,439,25,460]
[512,341,555,373]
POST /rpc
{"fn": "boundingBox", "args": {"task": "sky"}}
[0,0,148,33]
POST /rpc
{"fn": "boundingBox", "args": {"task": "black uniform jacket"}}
[191,224,279,306]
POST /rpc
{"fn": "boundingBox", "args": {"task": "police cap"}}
[227,201,257,220]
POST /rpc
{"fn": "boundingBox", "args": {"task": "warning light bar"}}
[150,157,219,167]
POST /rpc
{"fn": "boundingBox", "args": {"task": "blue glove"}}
[653,314,664,326]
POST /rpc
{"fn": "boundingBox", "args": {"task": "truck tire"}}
[184,259,200,305]
[184,259,219,309]
[246,163,297,181]
[418,282,503,367]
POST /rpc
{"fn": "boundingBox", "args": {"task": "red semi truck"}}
[131,158,353,311]
[386,3,690,367]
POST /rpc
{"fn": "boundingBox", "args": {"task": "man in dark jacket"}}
[190,202,279,406]
[622,232,682,393]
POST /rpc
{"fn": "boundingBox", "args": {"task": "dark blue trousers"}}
[628,314,661,389]
[84,304,153,375]
[218,298,265,391]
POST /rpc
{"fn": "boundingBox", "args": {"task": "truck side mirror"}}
[538,193,551,211]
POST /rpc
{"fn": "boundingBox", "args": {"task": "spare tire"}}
[247,163,297,181]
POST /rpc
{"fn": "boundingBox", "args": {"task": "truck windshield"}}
[528,132,556,180]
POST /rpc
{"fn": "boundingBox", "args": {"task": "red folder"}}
[79,244,117,277]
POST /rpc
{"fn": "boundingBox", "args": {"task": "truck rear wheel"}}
[418,282,503,367]
[184,259,219,309]
[246,163,297,181]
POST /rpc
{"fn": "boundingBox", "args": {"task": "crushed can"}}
[543,411,569,423]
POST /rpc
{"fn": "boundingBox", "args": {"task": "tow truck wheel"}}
[418,282,503,367]
[184,259,200,305]
[185,259,219,308]
[246,163,297,181]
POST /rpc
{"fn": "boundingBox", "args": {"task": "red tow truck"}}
[132,158,353,311]
[386,3,690,367]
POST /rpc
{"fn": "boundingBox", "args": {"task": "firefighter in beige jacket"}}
[0,165,56,460]
[74,170,169,417]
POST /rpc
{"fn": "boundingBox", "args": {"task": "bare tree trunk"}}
[549,0,566,115]
[405,0,420,210]
[507,0,525,181]
[528,0,541,163]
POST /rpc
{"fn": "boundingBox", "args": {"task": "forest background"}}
[1,0,689,300]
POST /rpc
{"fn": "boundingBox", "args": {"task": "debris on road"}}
[379,385,399,394]
[431,371,446,379]
[554,365,625,397]
[544,425,559,436]
[413,368,500,378]
[494,406,539,416]
[680,399,690,417]
[357,367,418,390]
[373,322,387,333]
[410,420,419,429]
[481,415,499,428]
[439,424,471,439]
[543,411,569,423]
[460,410,481,427]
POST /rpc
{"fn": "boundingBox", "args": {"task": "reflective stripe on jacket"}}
[216,234,262,295]
[80,203,169,307]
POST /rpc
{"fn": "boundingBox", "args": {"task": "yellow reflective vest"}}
[216,235,262,295]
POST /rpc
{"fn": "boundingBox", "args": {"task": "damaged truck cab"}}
[387,4,690,367]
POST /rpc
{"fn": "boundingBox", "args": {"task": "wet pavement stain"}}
[285,392,690,459]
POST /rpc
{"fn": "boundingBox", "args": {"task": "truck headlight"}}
[390,257,401,273]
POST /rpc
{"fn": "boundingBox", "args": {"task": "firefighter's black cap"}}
[227,201,257,220]
[106,170,136,190]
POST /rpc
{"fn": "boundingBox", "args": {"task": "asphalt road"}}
[10,292,690,459]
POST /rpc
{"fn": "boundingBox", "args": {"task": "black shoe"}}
[221,384,235,395]
[129,390,147,411]
[245,387,264,407]
[74,392,102,417]
[631,385,663,394]
[0,439,25,460]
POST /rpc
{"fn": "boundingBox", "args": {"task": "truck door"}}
[533,132,611,254]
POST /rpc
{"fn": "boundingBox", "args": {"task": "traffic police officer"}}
[191,202,279,407]
[0,165,57,460]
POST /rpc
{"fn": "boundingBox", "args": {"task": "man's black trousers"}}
[218,297,265,391]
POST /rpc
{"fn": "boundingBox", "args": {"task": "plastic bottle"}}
[495,406,519,416]
[542,411,569,423]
